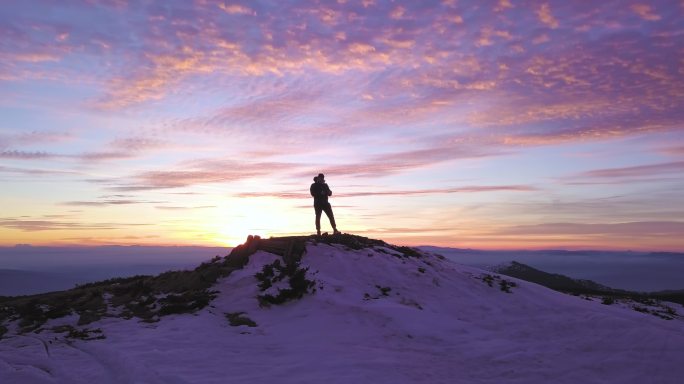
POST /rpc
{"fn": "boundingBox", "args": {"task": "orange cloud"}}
[495,0,513,12]
[235,185,536,199]
[537,3,559,29]
[218,3,254,15]
[390,6,406,19]
[630,4,661,21]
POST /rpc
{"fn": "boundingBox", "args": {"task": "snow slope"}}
[1,240,683,383]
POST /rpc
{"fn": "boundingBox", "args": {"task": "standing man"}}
[310,173,340,236]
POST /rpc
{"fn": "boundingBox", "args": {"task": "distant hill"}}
[492,261,625,295]
[0,269,79,296]
[420,246,684,292]
[0,245,229,296]
[493,261,684,305]
[649,289,684,305]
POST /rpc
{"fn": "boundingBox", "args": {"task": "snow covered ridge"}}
[0,234,422,337]
[2,234,684,383]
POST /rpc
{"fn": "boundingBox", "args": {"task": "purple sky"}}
[1,0,683,250]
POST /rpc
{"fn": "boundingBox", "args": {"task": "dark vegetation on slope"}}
[495,261,682,319]
[0,233,425,337]
[0,252,246,333]
[494,262,621,295]
[647,289,684,306]
[225,312,257,327]
[479,274,518,293]
[255,259,317,306]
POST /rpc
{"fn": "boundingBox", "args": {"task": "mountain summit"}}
[1,234,683,383]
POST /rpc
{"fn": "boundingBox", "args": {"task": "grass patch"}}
[480,274,517,293]
[158,289,218,316]
[255,259,317,307]
[601,297,615,305]
[52,325,105,340]
[225,312,257,327]
[376,285,392,296]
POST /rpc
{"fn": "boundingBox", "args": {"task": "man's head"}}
[316,173,325,183]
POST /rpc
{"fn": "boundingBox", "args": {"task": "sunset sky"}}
[1,0,683,250]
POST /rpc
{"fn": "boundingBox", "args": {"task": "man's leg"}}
[323,203,338,233]
[314,205,323,235]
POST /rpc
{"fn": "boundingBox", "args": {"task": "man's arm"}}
[325,184,332,196]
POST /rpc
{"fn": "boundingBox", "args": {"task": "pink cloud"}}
[0,131,73,148]
[579,161,684,179]
[62,199,166,207]
[537,3,559,29]
[0,165,80,176]
[154,205,216,210]
[660,146,684,156]
[301,142,502,178]
[109,159,298,190]
[497,221,684,237]
[0,217,150,232]
[218,3,255,15]
[630,4,661,21]
[109,137,169,152]
[235,185,536,199]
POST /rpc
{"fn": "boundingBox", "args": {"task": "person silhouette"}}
[310,173,340,236]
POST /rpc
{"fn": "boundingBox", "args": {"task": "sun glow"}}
[204,198,303,246]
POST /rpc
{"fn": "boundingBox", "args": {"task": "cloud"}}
[198,88,329,134]
[0,131,73,151]
[218,3,255,15]
[532,34,550,45]
[495,0,513,12]
[0,150,58,159]
[107,159,298,190]
[390,6,406,20]
[660,146,684,156]
[235,185,536,199]
[78,136,171,162]
[0,135,170,164]
[5,0,678,155]
[154,205,216,210]
[578,161,684,179]
[109,137,169,152]
[537,3,559,29]
[78,151,139,161]
[0,165,80,176]
[362,226,456,234]
[497,221,684,237]
[62,199,166,207]
[305,140,505,178]
[630,4,661,21]
[0,217,149,232]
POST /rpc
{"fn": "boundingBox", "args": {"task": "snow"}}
[1,241,683,383]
